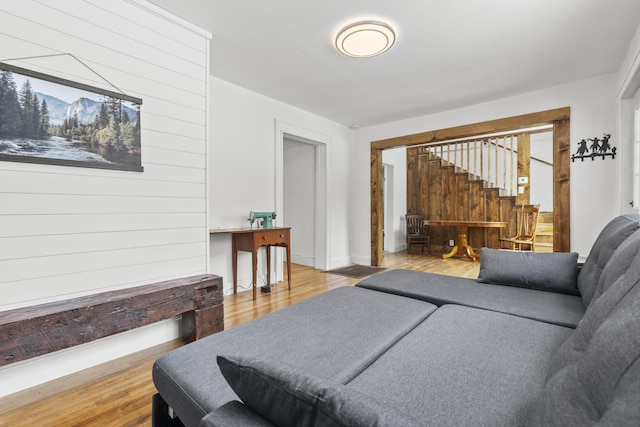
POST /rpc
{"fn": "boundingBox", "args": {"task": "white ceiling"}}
[147,0,640,128]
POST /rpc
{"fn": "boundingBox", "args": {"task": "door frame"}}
[275,120,329,270]
[370,107,571,266]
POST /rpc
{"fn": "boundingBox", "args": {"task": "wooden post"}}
[517,133,531,204]
[554,118,571,252]
[371,147,384,266]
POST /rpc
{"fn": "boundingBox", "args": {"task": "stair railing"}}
[419,134,522,196]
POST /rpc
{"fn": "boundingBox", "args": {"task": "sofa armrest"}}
[199,401,276,427]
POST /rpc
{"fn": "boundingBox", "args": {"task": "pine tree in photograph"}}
[0,70,22,137]
[39,99,50,138]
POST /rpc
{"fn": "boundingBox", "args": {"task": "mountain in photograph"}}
[35,92,139,125]
[35,93,69,125]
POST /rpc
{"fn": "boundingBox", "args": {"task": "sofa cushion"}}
[356,269,585,327]
[576,214,640,307]
[592,227,640,301]
[216,355,425,427]
[153,286,437,427]
[347,304,573,426]
[478,248,579,295]
[200,401,276,427]
[527,257,640,426]
[546,229,640,380]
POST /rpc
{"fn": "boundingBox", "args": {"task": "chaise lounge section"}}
[152,214,640,426]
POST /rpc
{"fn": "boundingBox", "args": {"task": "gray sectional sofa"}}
[152,214,640,427]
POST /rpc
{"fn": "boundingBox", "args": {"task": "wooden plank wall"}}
[407,150,510,252]
[373,108,570,264]
[0,0,210,395]
[0,0,209,310]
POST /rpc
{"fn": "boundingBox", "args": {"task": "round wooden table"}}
[423,220,507,261]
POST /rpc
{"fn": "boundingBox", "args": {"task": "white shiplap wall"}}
[0,0,210,395]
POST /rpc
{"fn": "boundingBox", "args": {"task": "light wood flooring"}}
[0,252,479,426]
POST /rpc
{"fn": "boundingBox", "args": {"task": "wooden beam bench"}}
[0,274,223,366]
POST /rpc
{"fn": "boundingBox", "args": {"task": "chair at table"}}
[405,214,430,254]
[499,204,540,251]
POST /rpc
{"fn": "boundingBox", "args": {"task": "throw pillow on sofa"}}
[477,248,579,295]
[216,354,425,427]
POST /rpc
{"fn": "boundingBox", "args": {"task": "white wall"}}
[0,0,210,396]
[351,73,620,264]
[617,22,640,214]
[208,77,353,295]
[530,132,554,212]
[382,147,407,252]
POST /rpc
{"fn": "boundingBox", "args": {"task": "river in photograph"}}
[0,136,113,164]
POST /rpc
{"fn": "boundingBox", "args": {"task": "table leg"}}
[442,245,458,259]
[285,243,291,290]
[441,226,479,261]
[232,236,238,294]
[457,227,480,261]
[252,249,257,300]
[266,245,271,288]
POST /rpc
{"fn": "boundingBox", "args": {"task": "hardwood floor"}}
[0,252,479,426]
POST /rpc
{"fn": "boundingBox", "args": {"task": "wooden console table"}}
[424,220,507,261]
[211,227,291,300]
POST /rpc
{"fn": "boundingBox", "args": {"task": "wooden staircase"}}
[407,149,553,253]
[535,211,554,253]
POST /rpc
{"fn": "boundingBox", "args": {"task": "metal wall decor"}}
[572,133,616,162]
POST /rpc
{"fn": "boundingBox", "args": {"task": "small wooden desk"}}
[424,220,507,261]
[210,227,291,300]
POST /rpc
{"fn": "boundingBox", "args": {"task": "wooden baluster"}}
[502,136,506,192]
[466,140,470,174]
[487,138,492,186]
[454,141,458,166]
[480,139,484,182]
[494,138,500,187]
[474,139,478,179]
[509,135,515,196]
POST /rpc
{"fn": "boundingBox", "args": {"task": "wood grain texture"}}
[370,148,384,266]
[517,133,531,204]
[376,108,571,263]
[554,118,571,252]
[0,275,223,366]
[0,257,479,427]
[371,107,571,150]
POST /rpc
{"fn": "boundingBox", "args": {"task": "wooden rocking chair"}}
[499,204,540,251]
[405,214,431,254]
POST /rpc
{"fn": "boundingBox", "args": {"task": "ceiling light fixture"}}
[335,21,396,58]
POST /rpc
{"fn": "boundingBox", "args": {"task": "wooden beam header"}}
[371,107,571,150]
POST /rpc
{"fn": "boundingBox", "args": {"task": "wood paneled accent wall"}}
[370,108,571,266]
[406,149,506,252]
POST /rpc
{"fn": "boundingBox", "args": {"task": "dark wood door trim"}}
[370,107,570,266]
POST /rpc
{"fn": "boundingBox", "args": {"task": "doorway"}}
[284,136,316,266]
[370,108,571,266]
[383,163,393,252]
[275,121,328,271]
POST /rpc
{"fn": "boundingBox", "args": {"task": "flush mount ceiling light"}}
[335,21,396,58]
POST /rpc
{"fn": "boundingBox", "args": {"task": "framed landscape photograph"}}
[0,62,143,172]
